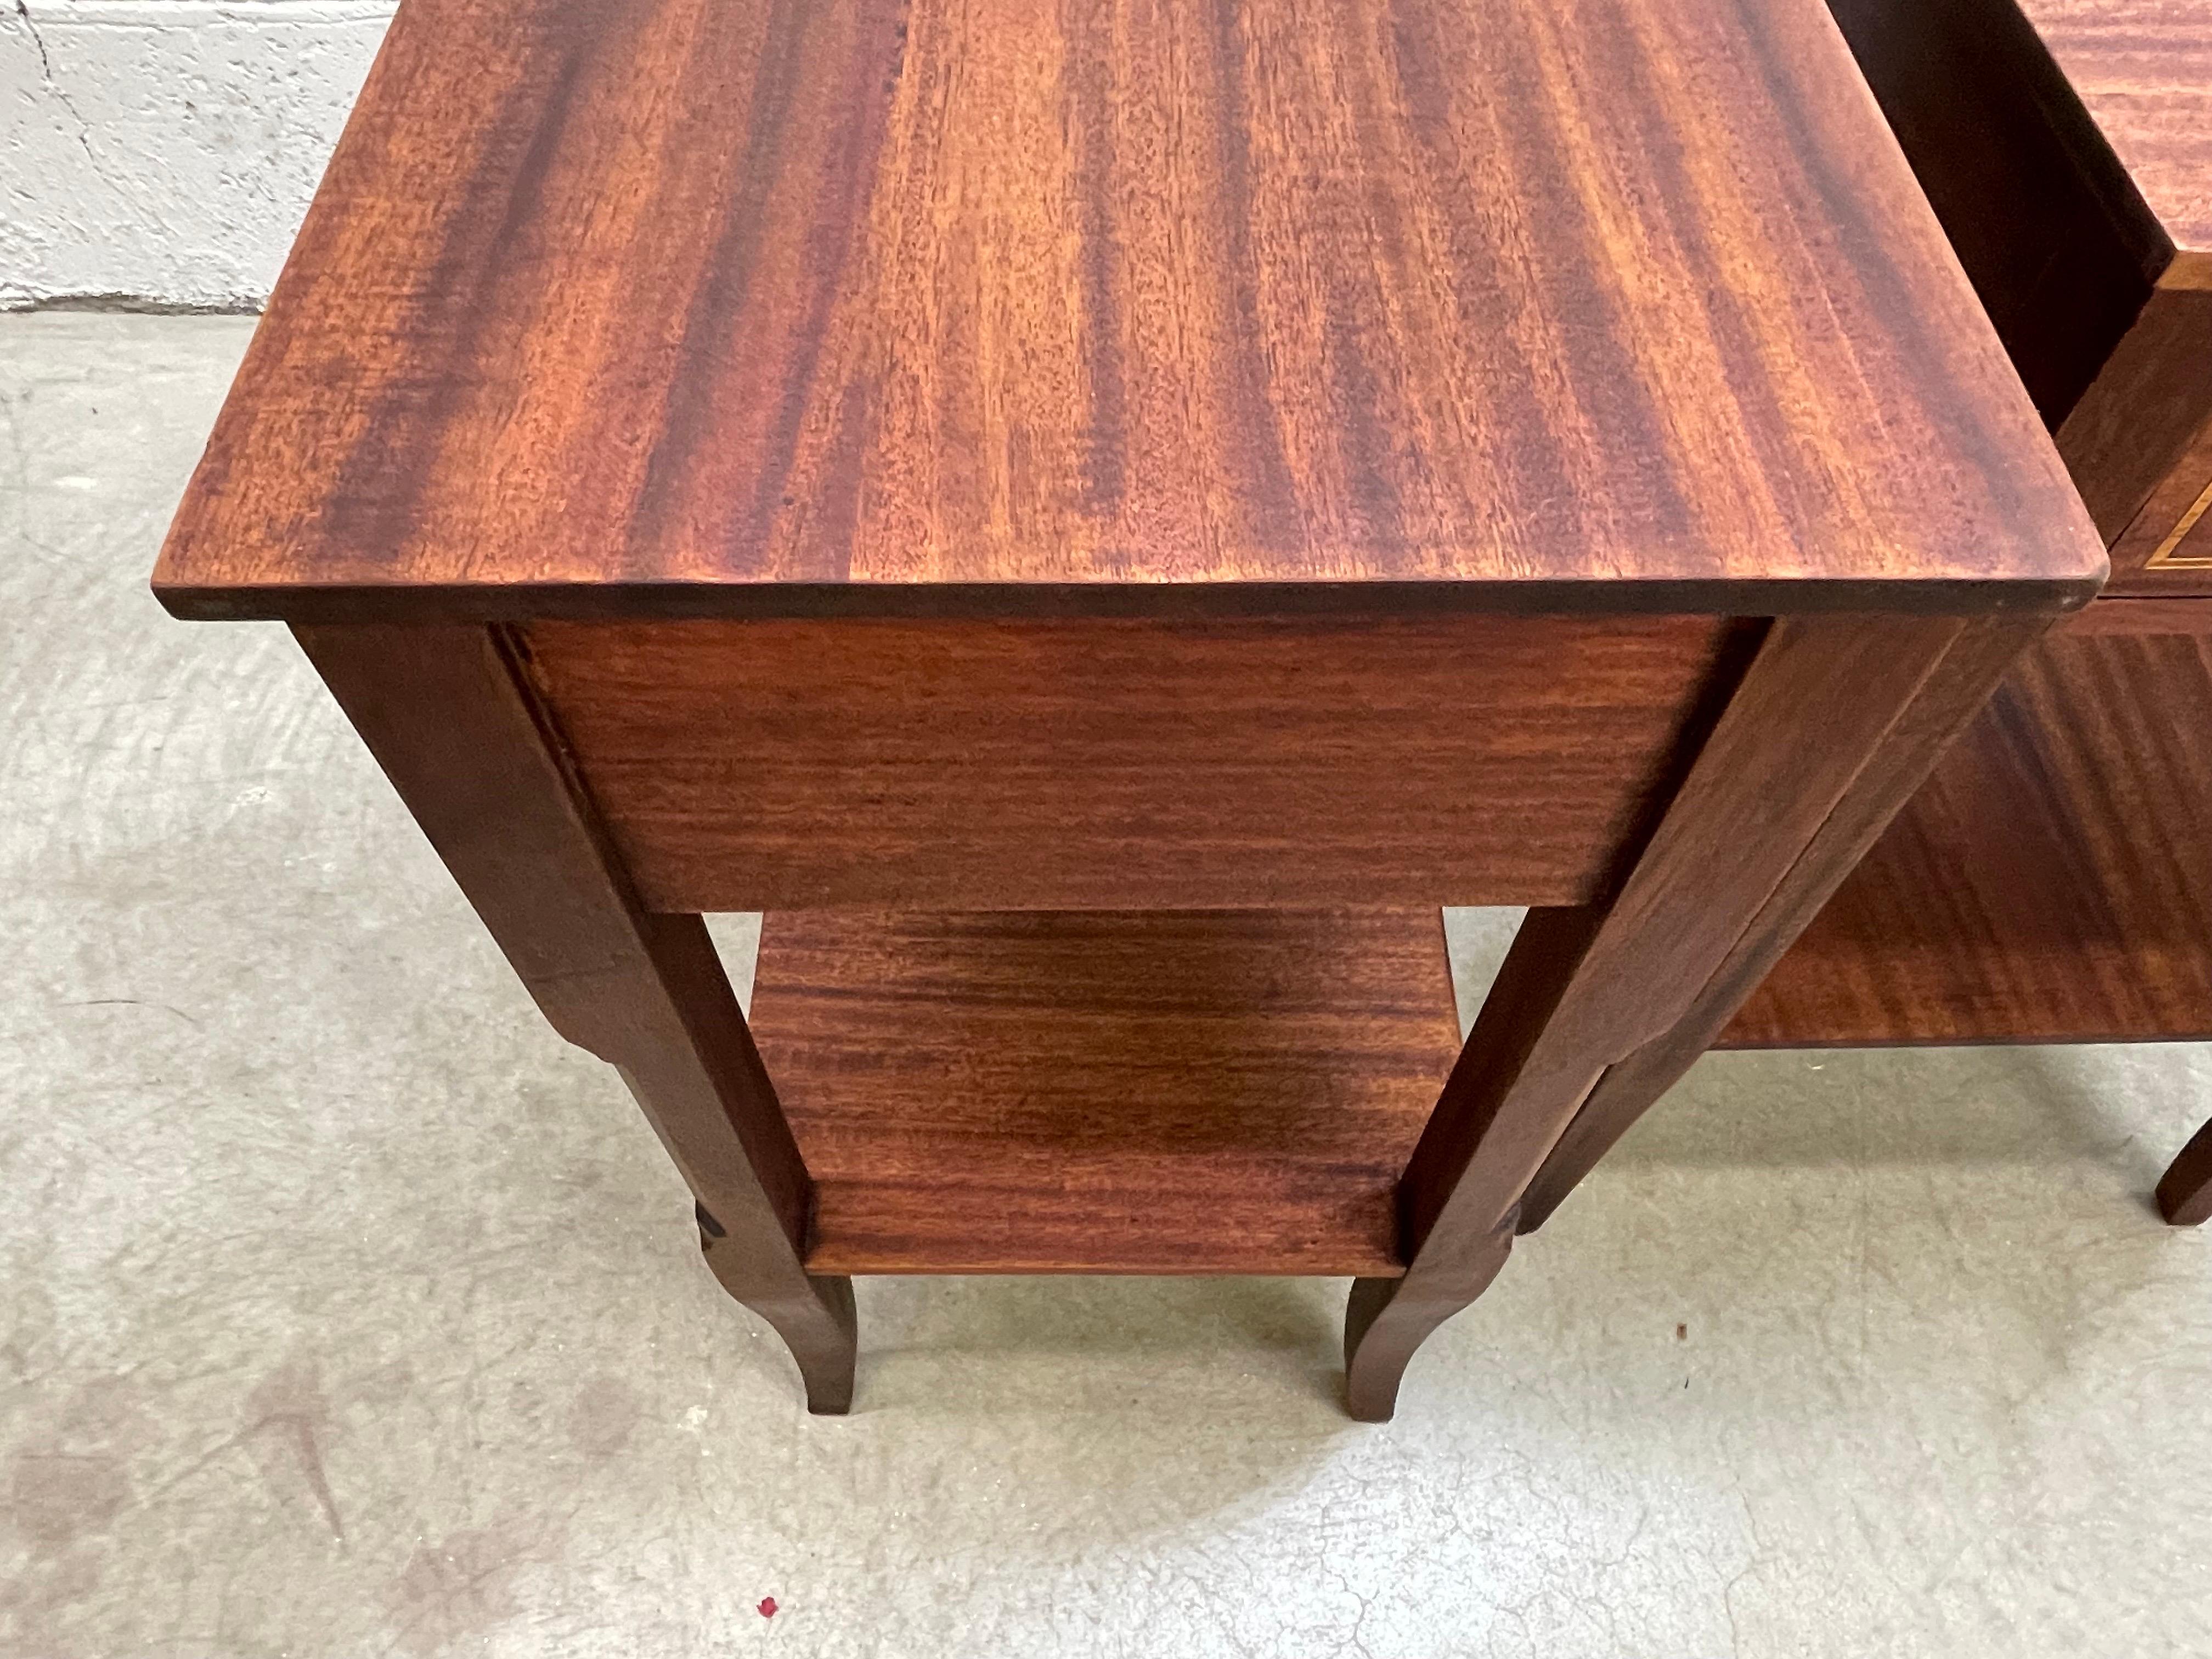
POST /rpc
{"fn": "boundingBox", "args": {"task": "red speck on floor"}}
[758,1598,778,1619]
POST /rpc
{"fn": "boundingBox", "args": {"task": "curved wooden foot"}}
[701,1210,859,1413]
[1343,1221,1514,1421]
[2156,1117,2212,1226]
[299,630,850,1417]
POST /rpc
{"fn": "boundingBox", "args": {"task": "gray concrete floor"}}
[3,313,2210,1657]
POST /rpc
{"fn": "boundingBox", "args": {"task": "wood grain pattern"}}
[150,0,2098,621]
[1724,614,2212,1047]
[2024,0,2212,251]
[745,910,1462,1276]
[1518,616,2053,1231]
[1995,4,2212,591]
[2056,592,2212,631]
[1401,616,1968,1250]
[2091,289,2212,587]
[2059,275,2212,581]
[1347,614,1977,1416]
[1829,0,2166,423]
[518,615,1755,911]
[1761,7,2212,1184]
[1829,0,2212,581]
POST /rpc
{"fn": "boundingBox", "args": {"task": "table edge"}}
[151,572,2106,626]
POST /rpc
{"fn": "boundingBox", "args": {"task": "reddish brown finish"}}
[2064,275,2212,585]
[1742,5,2212,1233]
[1825,0,2166,426]
[289,624,859,1412]
[2059,593,2212,633]
[2157,1117,2212,1224]
[2090,281,2212,590]
[518,616,1753,912]
[1831,0,2212,585]
[1346,909,1609,1420]
[155,0,2111,1412]
[1347,614,1993,1417]
[150,0,2098,622]
[1413,621,1970,1238]
[1726,615,2212,1048]
[747,910,1462,1276]
[1343,1220,1514,1422]
[1519,617,2056,1232]
[2026,0,2212,250]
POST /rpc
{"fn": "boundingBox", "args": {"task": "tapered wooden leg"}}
[1349,615,2054,1414]
[2157,1118,2212,1226]
[1515,618,2055,1235]
[294,623,857,1413]
[1344,905,1608,1419]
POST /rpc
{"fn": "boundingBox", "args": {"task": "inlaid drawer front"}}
[2105,389,2212,594]
[2141,473,2212,573]
[518,615,1756,912]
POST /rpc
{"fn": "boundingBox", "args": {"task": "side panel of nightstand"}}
[2065,271,2212,591]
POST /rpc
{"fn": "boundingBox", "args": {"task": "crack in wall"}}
[12,0,112,182]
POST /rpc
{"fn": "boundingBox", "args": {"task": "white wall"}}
[1,0,392,309]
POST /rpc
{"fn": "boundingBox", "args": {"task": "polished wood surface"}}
[1519,617,2055,1231]
[2025,0,2212,251]
[746,910,1460,1276]
[1347,614,2014,1416]
[520,616,1753,912]
[150,0,2098,622]
[290,624,859,1410]
[1831,0,2212,589]
[1406,619,1967,1249]
[1737,2,2212,1052]
[1827,0,2165,425]
[1745,4,2212,1233]
[1724,612,2212,1047]
[2097,306,2212,588]
[153,0,2115,1409]
[2058,277,2212,559]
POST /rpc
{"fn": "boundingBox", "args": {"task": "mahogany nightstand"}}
[153,0,2104,1415]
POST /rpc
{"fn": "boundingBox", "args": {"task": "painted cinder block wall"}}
[2,1,392,309]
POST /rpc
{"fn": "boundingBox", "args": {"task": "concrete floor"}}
[3,313,2210,1657]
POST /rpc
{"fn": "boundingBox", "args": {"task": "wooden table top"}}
[2027,0,2212,252]
[153,0,2102,622]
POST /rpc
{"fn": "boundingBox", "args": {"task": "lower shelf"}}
[1725,606,2212,1046]
[747,910,1462,1276]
